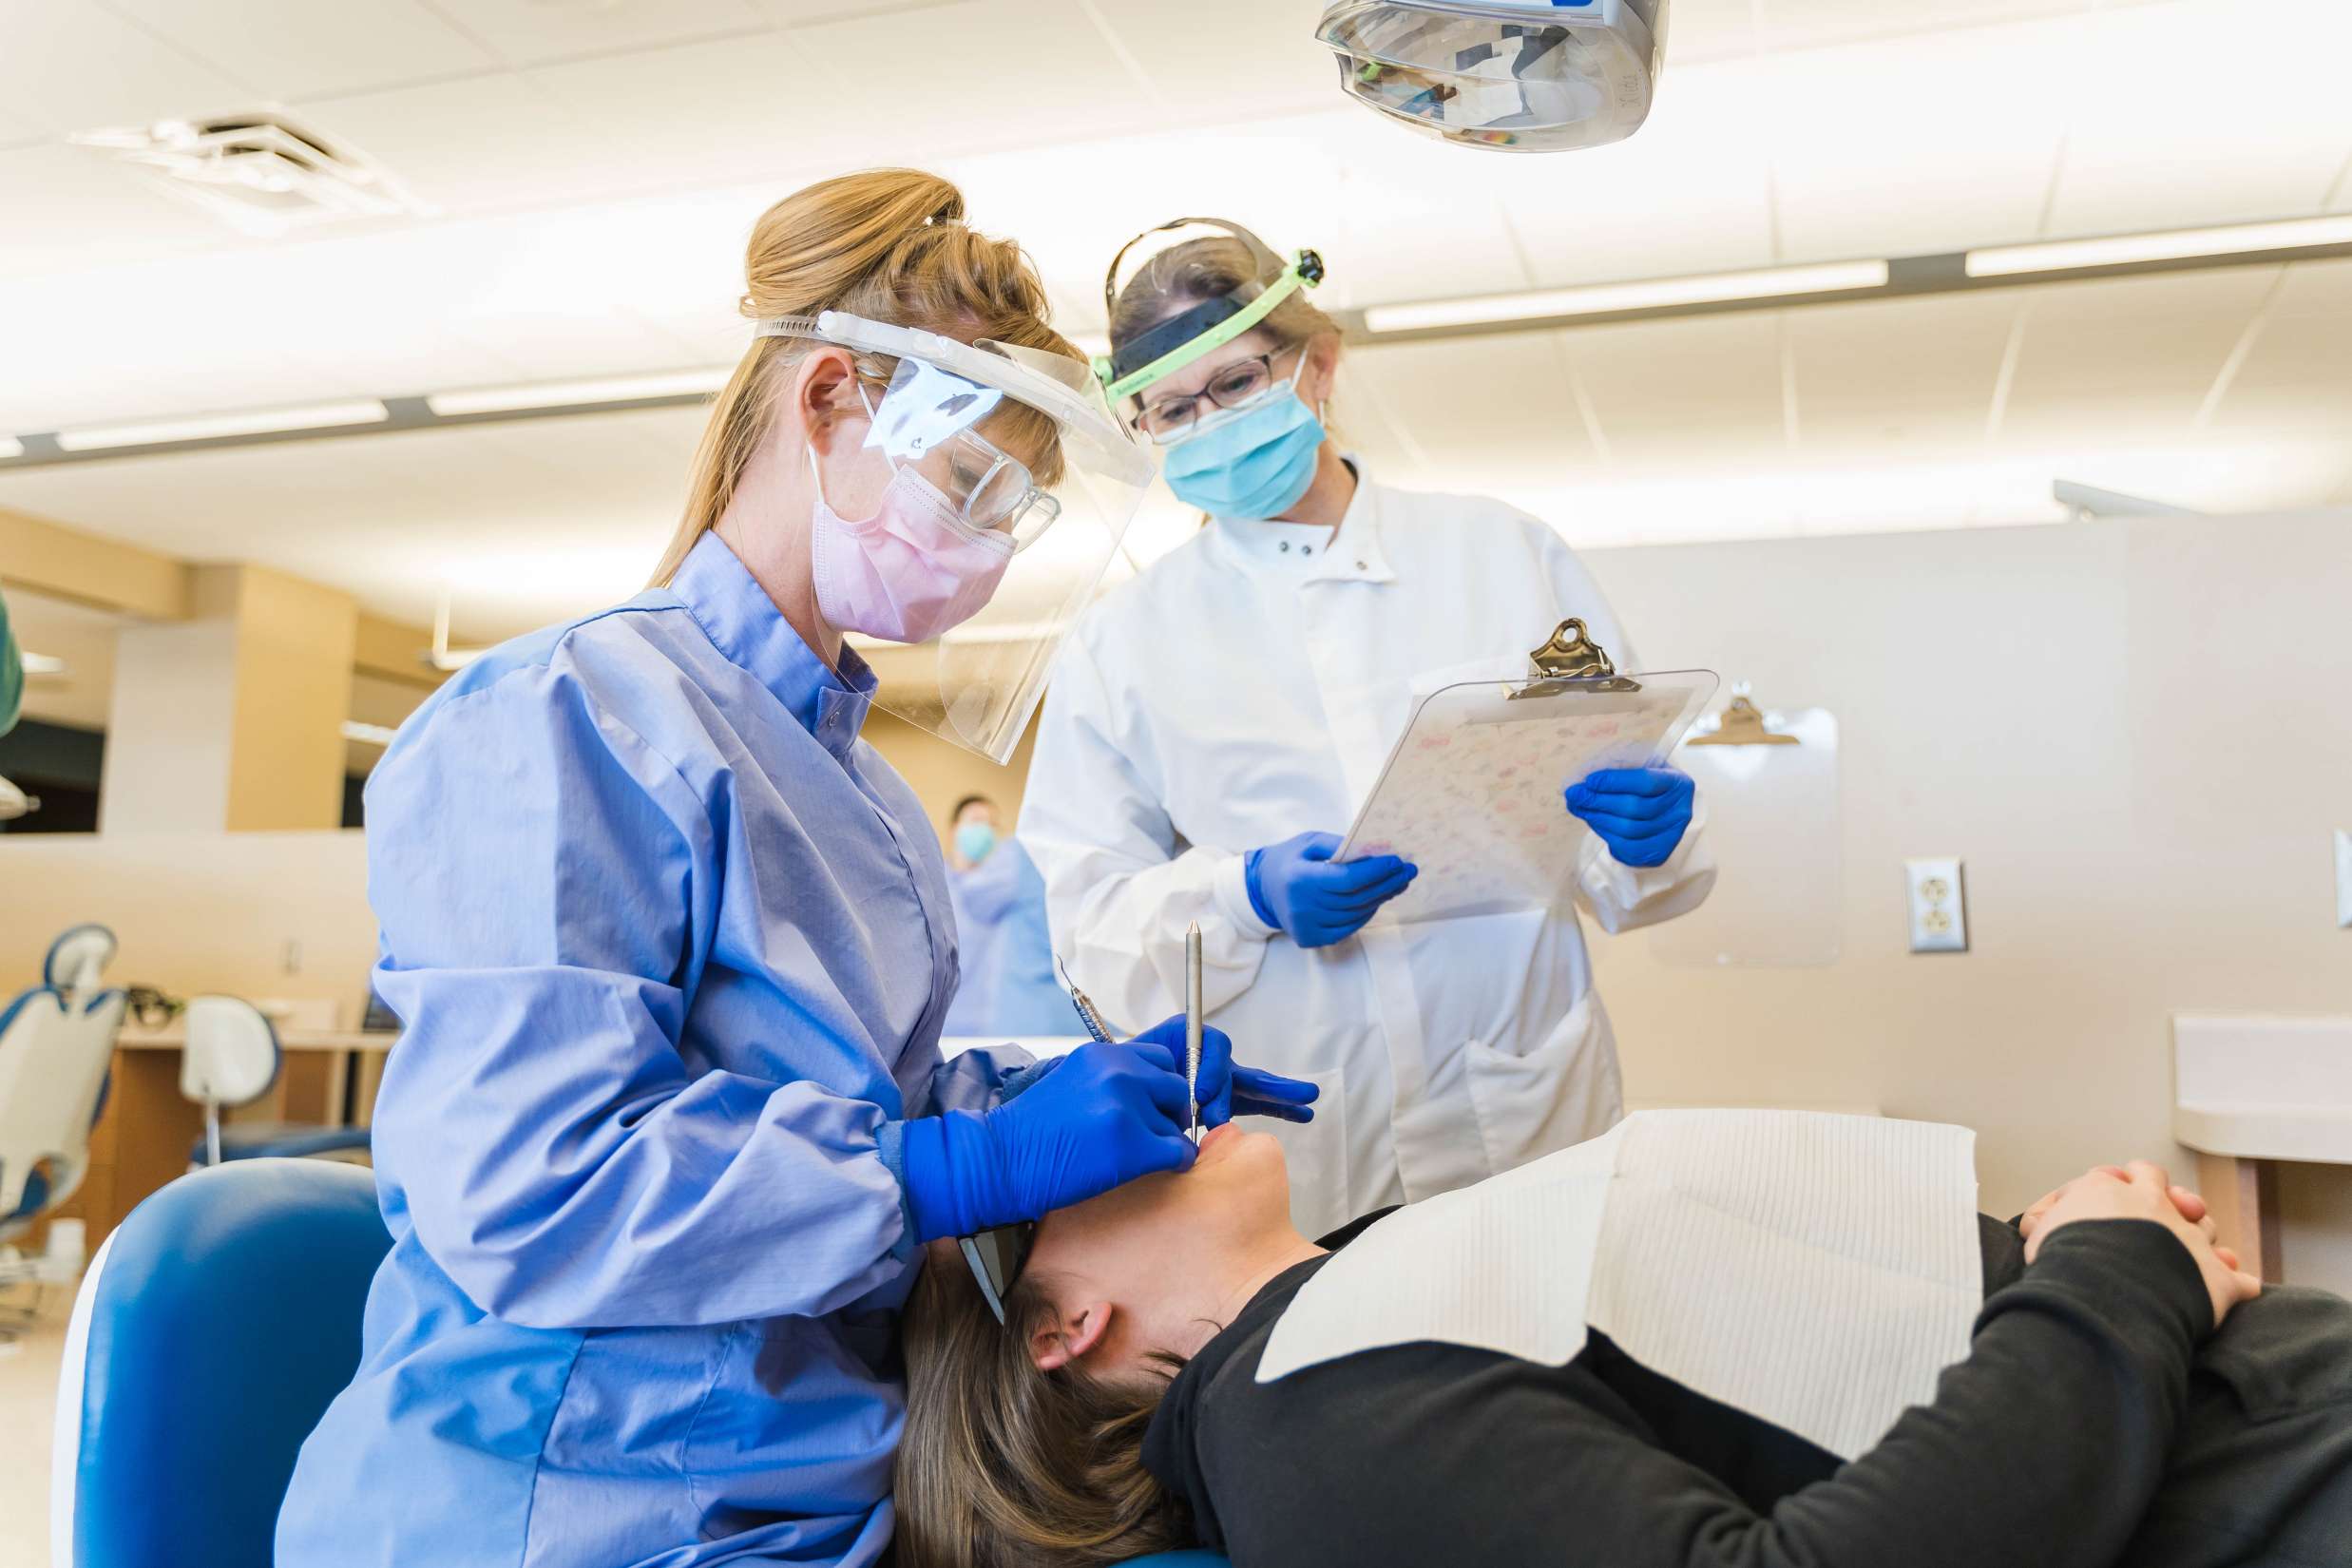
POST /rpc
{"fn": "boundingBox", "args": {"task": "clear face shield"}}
[755,312,1154,764]
[1316,0,1669,154]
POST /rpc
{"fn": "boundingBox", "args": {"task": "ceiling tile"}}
[104,0,492,103]
[1766,30,2068,258]
[1999,268,2273,440]
[1563,311,1789,468]
[0,0,249,134]
[420,0,766,67]
[1757,0,2123,51]
[1478,59,1780,287]
[1345,335,1602,488]
[1087,0,1332,121]
[298,71,637,214]
[2045,3,2352,234]
[780,1,1154,157]
[0,142,228,288]
[522,29,879,195]
[1663,0,1763,63]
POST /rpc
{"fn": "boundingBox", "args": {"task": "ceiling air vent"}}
[71,110,430,237]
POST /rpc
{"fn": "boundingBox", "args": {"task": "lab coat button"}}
[1279,541,1291,552]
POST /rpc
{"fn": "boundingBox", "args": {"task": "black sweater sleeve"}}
[1187,1219,2211,1568]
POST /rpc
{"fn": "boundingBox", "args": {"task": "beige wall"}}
[0,830,377,1008]
[865,709,1042,853]
[11,510,2344,1289]
[98,564,360,833]
[1578,510,2352,1291]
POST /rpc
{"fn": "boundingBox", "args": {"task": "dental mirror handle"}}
[1184,923,1203,1142]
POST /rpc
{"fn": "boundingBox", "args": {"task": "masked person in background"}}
[1021,220,1714,1238]
[277,172,1314,1568]
[943,793,1073,1039]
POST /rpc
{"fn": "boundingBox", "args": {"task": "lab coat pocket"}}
[1270,1066,1351,1238]
[1462,993,1621,1181]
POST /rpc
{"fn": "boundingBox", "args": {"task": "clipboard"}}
[1336,620,1718,924]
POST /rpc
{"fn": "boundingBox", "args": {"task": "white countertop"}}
[2174,1014,2352,1164]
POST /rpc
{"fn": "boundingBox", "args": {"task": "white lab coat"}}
[1021,467,1716,1238]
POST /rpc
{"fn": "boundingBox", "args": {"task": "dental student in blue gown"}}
[277,169,1316,1568]
[941,793,1072,1040]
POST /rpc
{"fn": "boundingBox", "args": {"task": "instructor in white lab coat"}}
[1021,220,1716,1237]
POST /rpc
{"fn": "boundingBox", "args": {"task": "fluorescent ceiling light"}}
[1364,260,1892,335]
[426,368,731,417]
[19,652,67,677]
[341,719,400,747]
[56,398,390,451]
[0,436,21,459]
[1966,215,2352,277]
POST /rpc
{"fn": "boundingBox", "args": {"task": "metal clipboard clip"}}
[1687,689,1801,746]
[1510,618,1643,699]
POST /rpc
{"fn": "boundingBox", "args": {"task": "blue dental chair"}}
[0,925,126,1306]
[51,1158,389,1567]
[50,1157,1229,1568]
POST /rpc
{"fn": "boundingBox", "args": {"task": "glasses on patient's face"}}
[960,1222,1036,1327]
[1134,346,1307,445]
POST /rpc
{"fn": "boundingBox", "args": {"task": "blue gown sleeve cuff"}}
[875,1119,923,1264]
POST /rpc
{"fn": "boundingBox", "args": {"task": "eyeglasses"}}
[1134,346,1307,444]
[959,1221,1037,1327]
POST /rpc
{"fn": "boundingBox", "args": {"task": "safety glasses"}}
[958,1221,1037,1327]
[857,361,1061,551]
[1134,345,1309,445]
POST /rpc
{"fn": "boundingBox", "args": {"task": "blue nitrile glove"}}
[1127,1015,1321,1129]
[1245,832,1418,948]
[1565,767,1695,869]
[898,1034,1196,1242]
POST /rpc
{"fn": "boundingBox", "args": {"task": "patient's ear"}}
[1030,1299,1114,1372]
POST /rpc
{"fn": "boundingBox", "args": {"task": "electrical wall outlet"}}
[1905,857,1968,954]
[2337,830,2351,929]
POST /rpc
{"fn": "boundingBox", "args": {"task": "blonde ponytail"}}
[651,169,1076,587]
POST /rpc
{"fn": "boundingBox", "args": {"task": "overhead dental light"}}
[1317,0,1669,153]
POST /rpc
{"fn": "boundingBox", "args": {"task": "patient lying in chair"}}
[896,1122,2352,1568]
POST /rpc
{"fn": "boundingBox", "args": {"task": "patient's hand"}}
[2019,1161,2262,1330]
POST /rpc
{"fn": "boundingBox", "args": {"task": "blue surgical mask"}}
[1161,387,1325,520]
[954,822,998,864]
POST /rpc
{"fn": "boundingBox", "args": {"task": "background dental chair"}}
[52,1156,1230,1568]
[0,924,126,1310]
[181,992,371,1166]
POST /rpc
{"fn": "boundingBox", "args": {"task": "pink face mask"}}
[806,445,1015,644]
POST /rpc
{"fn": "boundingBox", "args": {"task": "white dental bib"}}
[1256,1110,1983,1460]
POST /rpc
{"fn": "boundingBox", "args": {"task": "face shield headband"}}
[1094,218,1327,407]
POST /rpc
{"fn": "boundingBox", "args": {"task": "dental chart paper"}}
[1336,657,1715,923]
[1257,1110,1983,1461]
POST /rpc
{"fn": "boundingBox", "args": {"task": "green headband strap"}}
[1095,258,1318,406]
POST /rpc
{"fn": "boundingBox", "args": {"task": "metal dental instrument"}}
[1185,923,1204,1142]
[1057,955,1119,1047]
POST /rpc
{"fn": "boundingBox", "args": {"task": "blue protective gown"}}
[941,840,1076,1039]
[277,533,1027,1568]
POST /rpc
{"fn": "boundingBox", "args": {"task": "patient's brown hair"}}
[896,1252,1191,1568]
